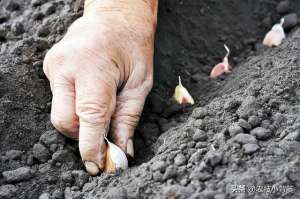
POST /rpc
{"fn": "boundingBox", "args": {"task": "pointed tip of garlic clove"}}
[173,76,194,105]
[224,44,230,58]
[104,138,128,173]
[280,18,285,26]
[84,161,100,176]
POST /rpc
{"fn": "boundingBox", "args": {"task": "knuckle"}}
[76,102,111,126]
[118,114,140,127]
[145,78,153,91]
[43,44,66,70]
[142,78,153,94]
[51,112,77,134]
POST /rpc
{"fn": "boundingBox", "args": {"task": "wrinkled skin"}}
[43,0,158,175]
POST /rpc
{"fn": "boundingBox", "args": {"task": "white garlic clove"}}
[173,76,194,105]
[84,161,100,176]
[104,138,128,172]
[210,44,231,78]
[263,18,285,47]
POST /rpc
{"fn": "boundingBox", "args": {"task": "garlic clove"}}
[104,138,128,172]
[173,76,194,105]
[210,44,231,78]
[263,18,285,47]
[210,63,226,78]
[84,161,100,176]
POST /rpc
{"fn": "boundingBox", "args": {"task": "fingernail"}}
[84,161,99,176]
[126,139,134,158]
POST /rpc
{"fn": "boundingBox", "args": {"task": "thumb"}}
[111,79,152,158]
[76,74,117,176]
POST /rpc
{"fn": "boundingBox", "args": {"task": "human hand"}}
[43,0,158,175]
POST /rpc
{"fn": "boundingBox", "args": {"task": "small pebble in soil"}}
[52,189,64,199]
[162,185,194,199]
[0,184,18,199]
[243,143,260,155]
[284,131,299,141]
[39,193,50,199]
[214,194,227,199]
[5,149,22,160]
[52,149,76,163]
[192,129,207,142]
[5,1,20,11]
[261,120,271,129]
[41,2,56,15]
[11,22,25,36]
[31,0,47,7]
[187,141,196,148]
[72,170,89,188]
[248,115,260,128]
[282,13,298,30]
[174,154,187,166]
[150,160,167,172]
[233,133,257,144]
[2,167,32,183]
[0,15,9,24]
[279,104,288,113]
[153,171,163,182]
[276,0,291,14]
[193,119,205,129]
[228,123,244,137]
[106,187,128,199]
[40,130,65,147]
[224,98,240,111]
[190,169,212,181]
[33,143,51,163]
[238,119,252,130]
[188,150,203,163]
[205,151,223,167]
[195,142,207,149]
[33,12,45,20]
[163,166,177,181]
[250,127,272,140]
[37,25,50,37]
[35,38,49,51]
[61,171,74,184]
[191,107,208,119]
[27,155,34,165]
[236,96,258,118]
[39,163,51,174]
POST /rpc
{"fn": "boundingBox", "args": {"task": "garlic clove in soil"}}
[104,137,128,172]
[263,18,285,48]
[210,44,232,78]
[173,76,195,105]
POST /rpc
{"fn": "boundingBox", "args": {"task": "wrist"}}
[83,0,158,17]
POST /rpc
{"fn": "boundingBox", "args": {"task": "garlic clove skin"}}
[173,76,194,105]
[210,62,226,78]
[210,44,231,78]
[263,18,285,47]
[104,138,128,172]
[84,161,100,176]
